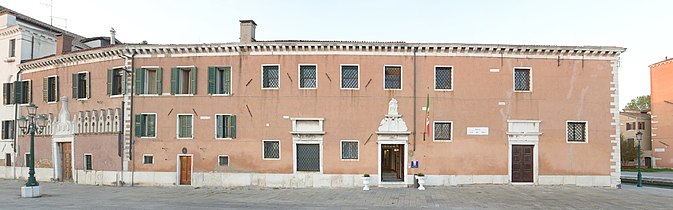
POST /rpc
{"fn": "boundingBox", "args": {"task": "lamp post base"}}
[21,186,41,198]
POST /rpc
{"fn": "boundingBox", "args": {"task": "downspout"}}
[129,52,136,187]
[413,47,417,152]
[30,35,34,59]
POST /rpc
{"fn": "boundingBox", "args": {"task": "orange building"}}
[8,20,626,188]
[650,58,673,168]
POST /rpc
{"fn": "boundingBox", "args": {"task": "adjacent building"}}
[650,58,673,168]
[619,109,652,167]
[9,19,625,188]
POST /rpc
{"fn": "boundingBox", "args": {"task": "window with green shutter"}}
[134,114,157,137]
[208,67,232,95]
[215,114,236,139]
[177,114,193,138]
[73,72,90,99]
[136,68,162,95]
[107,68,125,96]
[171,67,196,95]
[13,80,31,104]
[43,76,59,102]
[3,83,12,105]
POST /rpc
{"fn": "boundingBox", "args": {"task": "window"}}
[434,121,453,141]
[5,153,10,166]
[296,144,320,172]
[384,66,402,90]
[626,122,634,131]
[218,155,229,166]
[215,115,236,139]
[567,121,588,142]
[136,67,162,95]
[638,122,646,130]
[43,76,59,102]
[262,140,280,160]
[84,154,92,171]
[170,67,197,95]
[435,66,453,90]
[208,66,231,95]
[134,114,156,137]
[177,115,193,138]
[24,153,30,167]
[262,65,280,89]
[341,65,359,89]
[341,141,358,160]
[107,68,125,96]
[143,155,153,164]
[72,72,90,99]
[2,120,14,139]
[299,65,317,89]
[8,39,16,57]
[514,68,531,91]
[3,83,12,105]
[12,80,32,104]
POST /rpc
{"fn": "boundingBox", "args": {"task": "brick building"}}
[650,58,673,168]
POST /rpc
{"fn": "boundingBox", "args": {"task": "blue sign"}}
[410,160,419,168]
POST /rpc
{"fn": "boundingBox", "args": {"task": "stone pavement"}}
[0,179,672,209]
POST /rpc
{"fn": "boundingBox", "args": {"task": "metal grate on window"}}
[341,141,358,159]
[384,66,401,89]
[219,156,229,166]
[296,144,320,171]
[341,66,359,89]
[262,66,279,88]
[434,122,452,140]
[435,67,452,90]
[143,155,153,164]
[300,65,317,88]
[567,122,586,142]
[514,68,531,91]
[263,141,280,159]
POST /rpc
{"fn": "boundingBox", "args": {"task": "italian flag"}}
[425,94,430,140]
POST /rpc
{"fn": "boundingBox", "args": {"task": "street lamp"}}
[17,103,47,198]
[635,131,643,187]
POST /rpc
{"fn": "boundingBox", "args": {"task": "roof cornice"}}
[650,58,673,68]
[18,42,626,72]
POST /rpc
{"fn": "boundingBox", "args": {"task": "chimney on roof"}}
[56,34,73,55]
[110,27,116,45]
[239,20,257,43]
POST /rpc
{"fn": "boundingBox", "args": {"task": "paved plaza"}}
[0,179,672,209]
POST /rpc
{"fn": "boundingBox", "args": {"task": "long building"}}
[650,58,673,168]
[9,20,625,188]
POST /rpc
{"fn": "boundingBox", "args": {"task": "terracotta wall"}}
[650,60,673,168]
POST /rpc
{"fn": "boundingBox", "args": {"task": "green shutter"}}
[134,68,144,95]
[86,72,91,99]
[147,115,156,137]
[55,76,59,102]
[224,67,231,95]
[72,73,78,99]
[207,67,216,94]
[190,67,197,94]
[170,67,178,95]
[107,69,113,96]
[42,77,48,102]
[156,68,163,95]
[14,82,23,104]
[229,115,236,139]
[27,80,32,103]
[134,114,142,137]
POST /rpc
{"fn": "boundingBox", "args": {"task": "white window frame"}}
[84,153,93,171]
[566,120,588,143]
[75,71,90,100]
[110,66,126,97]
[261,64,280,89]
[140,113,157,139]
[218,155,229,166]
[513,67,533,92]
[339,64,360,90]
[433,121,454,142]
[176,114,194,139]
[298,64,318,90]
[142,154,154,164]
[383,65,403,90]
[8,39,16,58]
[46,75,59,103]
[211,65,233,96]
[174,66,195,96]
[262,140,281,160]
[340,140,359,161]
[140,66,162,96]
[214,114,234,140]
[14,79,32,105]
[434,65,454,91]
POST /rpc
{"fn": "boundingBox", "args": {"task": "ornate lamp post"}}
[635,131,643,187]
[17,103,47,198]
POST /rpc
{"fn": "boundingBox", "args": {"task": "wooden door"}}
[61,142,72,181]
[179,156,192,185]
[512,145,533,182]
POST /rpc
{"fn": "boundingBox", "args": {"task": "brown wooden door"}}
[179,156,192,185]
[61,142,72,181]
[512,145,533,182]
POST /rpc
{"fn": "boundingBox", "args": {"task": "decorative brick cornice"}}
[650,58,673,68]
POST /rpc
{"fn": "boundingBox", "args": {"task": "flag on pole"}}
[424,94,430,140]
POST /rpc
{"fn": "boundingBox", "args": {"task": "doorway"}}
[511,145,533,183]
[178,155,192,185]
[60,142,72,181]
[381,144,404,182]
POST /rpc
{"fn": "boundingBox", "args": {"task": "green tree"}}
[624,95,650,111]
[620,134,640,165]
[139,40,148,45]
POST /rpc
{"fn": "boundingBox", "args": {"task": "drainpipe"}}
[412,47,417,152]
[129,52,136,187]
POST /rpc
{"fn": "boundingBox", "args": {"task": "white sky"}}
[3,0,671,108]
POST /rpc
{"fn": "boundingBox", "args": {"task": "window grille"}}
[434,122,452,141]
[384,66,401,89]
[296,144,320,171]
[514,68,531,91]
[567,122,587,142]
[435,67,452,90]
[341,65,359,89]
[300,65,317,88]
[341,141,358,160]
[219,156,229,166]
[143,155,153,164]
[263,141,280,159]
[262,66,279,88]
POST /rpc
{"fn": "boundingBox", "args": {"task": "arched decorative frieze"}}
[114,108,120,132]
[91,110,98,133]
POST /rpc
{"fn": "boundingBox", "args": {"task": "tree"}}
[139,40,148,45]
[620,134,640,165]
[624,95,650,111]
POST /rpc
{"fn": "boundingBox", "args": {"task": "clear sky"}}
[3,0,671,108]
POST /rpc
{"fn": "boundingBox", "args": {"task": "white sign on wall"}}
[654,148,666,153]
[467,127,489,136]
